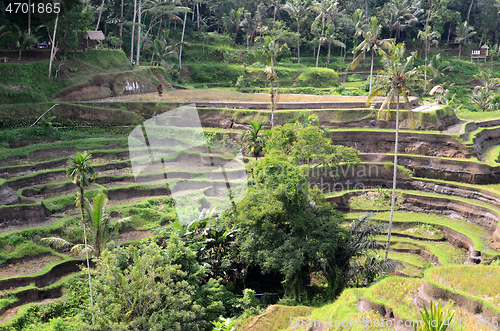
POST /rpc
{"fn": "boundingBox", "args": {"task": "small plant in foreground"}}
[212,316,234,331]
[415,299,454,331]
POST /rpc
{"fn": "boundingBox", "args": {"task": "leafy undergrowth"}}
[378,250,427,278]
[427,265,500,311]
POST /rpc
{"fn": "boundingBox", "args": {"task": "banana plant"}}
[415,299,454,331]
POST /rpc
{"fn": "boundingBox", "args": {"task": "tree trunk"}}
[179,11,187,70]
[369,48,374,93]
[136,0,142,66]
[48,11,59,78]
[297,19,301,64]
[197,2,200,30]
[28,0,31,35]
[80,186,94,322]
[365,0,369,23]
[131,0,137,63]
[326,42,331,67]
[384,90,400,261]
[316,43,321,67]
[119,0,124,38]
[458,43,462,61]
[96,0,105,31]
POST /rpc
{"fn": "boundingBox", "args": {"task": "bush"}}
[347,73,363,82]
[296,68,339,88]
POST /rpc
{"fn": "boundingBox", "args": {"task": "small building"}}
[471,44,488,62]
[78,31,105,51]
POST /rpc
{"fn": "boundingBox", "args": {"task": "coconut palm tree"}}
[259,36,288,128]
[42,192,130,257]
[95,0,106,31]
[455,21,476,61]
[12,24,39,61]
[242,120,266,159]
[366,43,424,261]
[66,151,96,314]
[385,0,423,41]
[417,25,440,83]
[321,23,345,67]
[427,53,453,86]
[282,0,311,64]
[311,0,342,67]
[351,16,393,94]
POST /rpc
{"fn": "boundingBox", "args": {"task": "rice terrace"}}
[1,0,500,330]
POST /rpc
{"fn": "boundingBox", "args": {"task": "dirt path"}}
[441,121,466,135]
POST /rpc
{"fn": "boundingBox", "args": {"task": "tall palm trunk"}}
[316,17,326,67]
[48,11,59,78]
[119,0,124,38]
[136,0,142,66]
[179,11,187,69]
[96,0,105,31]
[369,48,374,93]
[130,0,137,62]
[458,43,462,61]
[326,42,331,67]
[297,19,301,64]
[270,57,275,128]
[384,91,399,261]
[80,186,94,321]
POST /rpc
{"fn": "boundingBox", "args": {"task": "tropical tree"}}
[351,16,393,94]
[312,0,342,67]
[242,120,266,159]
[321,23,346,67]
[455,21,476,60]
[427,53,453,86]
[12,24,39,61]
[417,25,440,82]
[42,192,130,257]
[66,151,96,315]
[385,0,424,41]
[95,0,106,31]
[474,70,500,90]
[367,43,424,261]
[144,34,181,66]
[351,8,366,52]
[259,36,288,128]
[282,0,311,64]
[471,86,495,111]
[490,44,500,72]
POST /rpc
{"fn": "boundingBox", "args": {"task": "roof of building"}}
[481,44,489,49]
[86,31,105,40]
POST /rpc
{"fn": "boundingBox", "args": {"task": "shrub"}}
[347,73,363,82]
[296,68,339,88]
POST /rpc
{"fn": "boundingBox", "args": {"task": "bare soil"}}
[0,254,64,279]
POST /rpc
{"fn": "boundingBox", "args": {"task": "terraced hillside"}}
[1,96,500,330]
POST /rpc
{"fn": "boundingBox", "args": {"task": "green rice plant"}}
[426,265,500,311]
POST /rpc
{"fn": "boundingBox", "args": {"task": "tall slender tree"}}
[96,0,106,31]
[282,0,310,64]
[312,0,342,67]
[417,25,440,84]
[455,21,476,61]
[259,36,288,128]
[351,16,392,94]
[66,151,97,320]
[136,0,143,66]
[131,0,137,63]
[366,43,424,261]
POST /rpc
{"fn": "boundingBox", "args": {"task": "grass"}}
[0,255,77,282]
[347,209,492,256]
[426,265,500,312]
[483,145,500,165]
[364,276,422,321]
[0,136,128,160]
[233,305,313,331]
[457,110,500,121]
[0,241,53,265]
[377,250,427,278]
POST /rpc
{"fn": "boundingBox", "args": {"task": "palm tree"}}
[66,151,96,315]
[42,192,130,257]
[385,0,423,41]
[490,44,500,72]
[455,21,476,61]
[312,0,342,67]
[12,24,39,61]
[417,25,440,83]
[351,8,366,52]
[242,120,266,159]
[282,0,310,64]
[144,37,181,66]
[259,36,288,128]
[366,43,424,261]
[48,0,61,78]
[131,0,137,63]
[427,53,453,86]
[321,23,345,67]
[351,16,392,94]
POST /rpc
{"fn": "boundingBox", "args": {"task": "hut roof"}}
[86,31,105,40]
[429,85,446,95]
